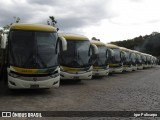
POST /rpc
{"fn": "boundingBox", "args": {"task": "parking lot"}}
[0,66,160,120]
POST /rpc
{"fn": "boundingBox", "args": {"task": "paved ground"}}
[0,66,160,120]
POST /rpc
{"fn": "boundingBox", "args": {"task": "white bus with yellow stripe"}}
[142,53,150,68]
[59,33,98,81]
[106,44,123,73]
[119,47,133,72]
[90,40,109,76]
[152,56,158,67]
[1,23,67,89]
[147,54,153,68]
[126,49,137,71]
[133,50,143,70]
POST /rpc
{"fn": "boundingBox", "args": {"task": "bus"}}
[134,51,143,70]
[59,33,98,81]
[106,44,123,73]
[147,54,153,68]
[1,23,67,89]
[130,50,137,71]
[143,53,151,68]
[119,47,132,72]
[152,56,158,67]
[90,39,109,76]
[141,53,148,69]
[150,55,155,67]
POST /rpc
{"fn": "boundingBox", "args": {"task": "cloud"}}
[130,0,143,2]
[27,0,60,6]
[0,0,114,33]
[0,0,51,26]
[2,0,159,43]
[54,0,115,32]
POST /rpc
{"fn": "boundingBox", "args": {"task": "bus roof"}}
[119,47,130,52]
[59,33,89,41]
[106,43,119,49]
[132,50,141,54]
[10,23,57,32]
[119,47,137,54]
[90,40,105,46]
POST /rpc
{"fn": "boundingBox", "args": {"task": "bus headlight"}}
[8,71,20,78]
[60,66,64,71]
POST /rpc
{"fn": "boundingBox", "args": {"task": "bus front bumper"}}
[60,71,92,80]
[109,67,123,73]
[8,74,60,89]
[132,65,137,71]
[123,66,132,72]
[143,64,149,68]
[92,68,109,76]
[137,65,143,70]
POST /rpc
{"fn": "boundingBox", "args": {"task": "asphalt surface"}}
[0,66,160,120]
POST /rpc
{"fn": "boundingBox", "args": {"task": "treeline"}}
[110,32,160,60]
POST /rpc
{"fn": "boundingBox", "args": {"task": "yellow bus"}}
[90,39,109,76]
[1,23,67,89]
[142,53,150,68]
[147,54,153,68]
[59,33,98,81]
[106,44,123,73]
[152,56,158,67]
[129,50,137,71]
[141,53,148,68]
[119,47,133,72]
[134,51,143,70]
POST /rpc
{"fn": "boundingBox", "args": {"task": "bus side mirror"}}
[58,37,67,51]
[88,44,98,65]
[91,44,98,55]
[1,34,7,49]
[106,49,108,58]
[108,48,114,57]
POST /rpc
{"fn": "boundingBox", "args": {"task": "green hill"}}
[110,32,160,61]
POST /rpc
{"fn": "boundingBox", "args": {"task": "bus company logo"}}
[33,78,37,81]
[2,112,11,117]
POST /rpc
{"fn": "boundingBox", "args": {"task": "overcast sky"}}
[0,0,160,43]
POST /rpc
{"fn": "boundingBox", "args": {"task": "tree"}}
[16,17,20,23]
[3,25,10,30]
[92,37,100,41]
[47,16,57,27]
[92,37,97,40]
[110,31,160,60]
[13,16,20,23]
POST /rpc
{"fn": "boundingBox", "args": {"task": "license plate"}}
[30,85,39,88]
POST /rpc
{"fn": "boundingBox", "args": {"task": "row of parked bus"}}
[0,23,158,89]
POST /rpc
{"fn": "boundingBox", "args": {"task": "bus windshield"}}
[112,48,121,62]
[130,53,136,63]
[9,30,58,69]
[142,55,147,64]
[136,54,142,63]
[125,51,130,62]
[60,40,91,68]
[94,45,107,66]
